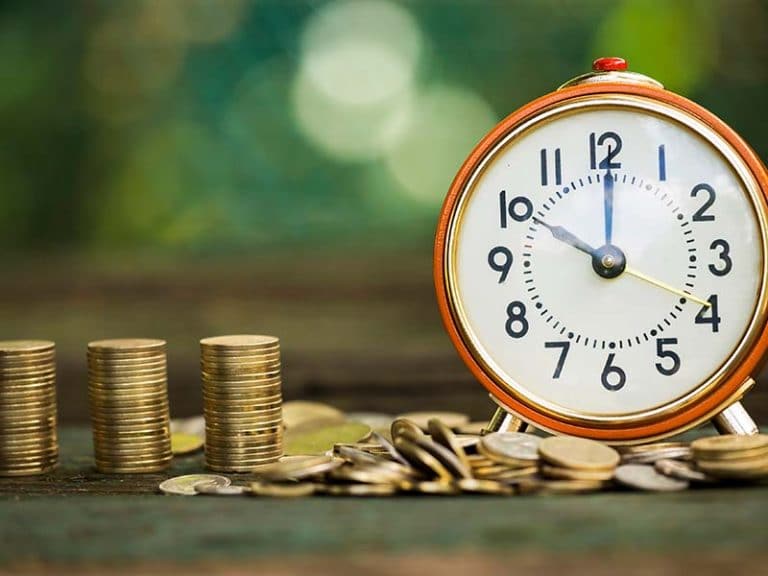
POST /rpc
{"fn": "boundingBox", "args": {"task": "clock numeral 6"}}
[601,353,626,391]
[544,341,570,379]
[488,246,513,283]
[695,295,721,333]
[499,191,533,228]
[655,337,681,376]
[505,301,529,338]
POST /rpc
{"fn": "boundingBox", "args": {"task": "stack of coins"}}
[0,340,58,476]
[537,435,619,484]
[87,339,172,473]
[691,434,768,480]
[201,335,283,472]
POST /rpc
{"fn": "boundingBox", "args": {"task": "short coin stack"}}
[201,335,283,472]
[536,435,619,489]
[691,434,768,480]
[0,340,58,476]
[87,339,172,473]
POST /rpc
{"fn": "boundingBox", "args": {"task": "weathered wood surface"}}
[0,427,767,574]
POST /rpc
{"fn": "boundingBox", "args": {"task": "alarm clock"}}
[434,57,768,443]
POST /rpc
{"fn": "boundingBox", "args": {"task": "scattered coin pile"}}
[88,339,172,473]
[162,405,768,497]
[0,340,58,476]
[201,335,283,472]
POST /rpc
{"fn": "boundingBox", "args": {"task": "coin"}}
[345,412,393,433]
[250,481,316,498]
[393,436,453,482]
[171,433,204,456]
[519,478,607,495]
[255,455,344,481]
[321,483,396,497]
[691,434,768,460]
[456,478,514,495]
[408,433,472,479]
[455,421,487,435]
[654,459,714,483]
[195,484,248,496]
[428,418,472,471]
[614,464,689,491]
[539,436,620,471]
[541,465,615,481]
[479,432,541,466]
[695,454,768,479]
[284,421,371,456]
[395,411,469,432]
[390,418,423,441]
[159,474,231,496]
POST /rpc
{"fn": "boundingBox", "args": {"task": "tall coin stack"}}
[87,339,172,473]
[0,340,58,476]
[201,335,283,472]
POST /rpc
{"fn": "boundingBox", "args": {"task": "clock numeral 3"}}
[601,353,626,391]
[505,301,529,338]
[691,183,716,222]
[499,191,533,228]
[487,246,513,283]
[589,131,622,170]
[544,341,570,379]
[695,295,721,333]
[709,239,732,276]
[655,337,681,376]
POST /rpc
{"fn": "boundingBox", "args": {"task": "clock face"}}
[447,98,765,422]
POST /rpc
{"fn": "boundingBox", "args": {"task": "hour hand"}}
[533,217,596,256]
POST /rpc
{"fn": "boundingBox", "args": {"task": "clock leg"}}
[484,406,527,434]
[712,401,759,436]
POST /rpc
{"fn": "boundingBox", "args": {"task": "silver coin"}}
[654,459,714,483]
[614,464,689,492]
[480,432,541,462]
[621,447,692,464]
[194,483,248,496]
[159,474,231,496]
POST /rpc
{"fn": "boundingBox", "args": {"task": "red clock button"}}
[592,57,628,72]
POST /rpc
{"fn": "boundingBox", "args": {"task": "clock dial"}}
[448,101,764,420]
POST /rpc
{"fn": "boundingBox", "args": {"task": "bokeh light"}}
[384,85,497,205]
[292,0,422,162]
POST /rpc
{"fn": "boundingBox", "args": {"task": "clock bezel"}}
[434,82,768,442]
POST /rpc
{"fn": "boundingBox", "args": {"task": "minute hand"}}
[533,217,596,256]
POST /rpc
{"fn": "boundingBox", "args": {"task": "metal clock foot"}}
[712,401,759,436]
[484,406,526,435]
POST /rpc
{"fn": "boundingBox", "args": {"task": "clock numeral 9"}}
[691,183,716,222]
[544,341,570,379]
[488,246,513,283]
[695,295,721,333]
[589,131,622,170]
[601,353,626,391]
[709,239,732,276]
[655,338,681,376]
[505,301,529,338]
[499,191,533,228]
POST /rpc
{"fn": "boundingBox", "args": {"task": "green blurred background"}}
[2,0,768,423]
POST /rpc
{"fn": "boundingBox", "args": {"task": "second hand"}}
[623,266,711,308]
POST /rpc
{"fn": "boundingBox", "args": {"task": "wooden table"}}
[1,427,767,575]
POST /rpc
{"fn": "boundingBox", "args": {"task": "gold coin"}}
[0,340,55,355]
[282,401,344,429]
[428,418,472,471]
[691,434,768,459]
[538,436,620,471]
[200,335,279,349]
[541,464,615,481]
[284,421,371,456]
[253,455,343,480]
[395,411,469,432]
[171,433,204,455]
[411,481,459,495]
[456,478,514,495]
[522,478,607,495]
[321,483,396,497]
[696,454,768,479]
[393,436,452,482]
[390,418,423,441]
[88,338,165,352]
[249,481,315,498]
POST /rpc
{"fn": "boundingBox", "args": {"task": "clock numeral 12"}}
[540,148,562,186]
[589,131,622,170]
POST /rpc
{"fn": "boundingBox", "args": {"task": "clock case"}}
[434,63,768,444]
